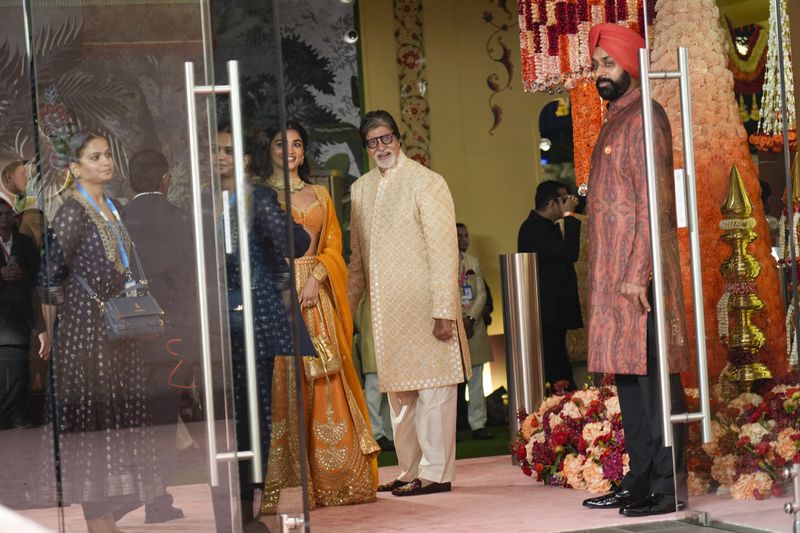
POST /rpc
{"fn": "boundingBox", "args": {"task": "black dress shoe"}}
[620,493,685,517]
[582,488,636,509]
[378,479,409,492]
[471,427,494,440]
[391,479,452,496]
[376,436,395,451]
[145,504,184,524]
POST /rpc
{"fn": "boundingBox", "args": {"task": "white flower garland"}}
[758,0,796,136]
[718,291,731,341]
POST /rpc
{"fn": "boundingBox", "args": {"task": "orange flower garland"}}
[518,0,654,92]
[570,80,605,189]
[650,0,788,383]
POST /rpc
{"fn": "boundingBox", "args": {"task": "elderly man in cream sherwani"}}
[348,110,471,497]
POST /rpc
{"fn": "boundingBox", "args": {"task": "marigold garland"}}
[570,80,605,188]
[518,0,653,93]
[650,0,788,386]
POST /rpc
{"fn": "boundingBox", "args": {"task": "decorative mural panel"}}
[393,0,431,167]
[212,0,364,179]
[0,4,207,216]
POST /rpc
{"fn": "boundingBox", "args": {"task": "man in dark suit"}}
[123,149,195,524]
[517,180,581,391]
[0,197,48,429]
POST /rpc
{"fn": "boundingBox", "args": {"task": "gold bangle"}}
[312,263,327,282]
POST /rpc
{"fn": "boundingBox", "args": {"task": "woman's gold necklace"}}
[267,174,305,193]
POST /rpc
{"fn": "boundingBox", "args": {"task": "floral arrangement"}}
[686,377,800,500]
[748,0,796,153]
[650,0,787,382]
[518,0,653,93]
[513,374,800,501]
[511,377,629,493]
[570,79,604,189]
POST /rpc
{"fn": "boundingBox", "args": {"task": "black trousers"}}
[0,346,29,427]
[142,351,186,510]
[541,327,577,391]
[616,307,686,497]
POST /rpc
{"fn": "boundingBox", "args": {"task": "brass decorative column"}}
[719,164,773,386]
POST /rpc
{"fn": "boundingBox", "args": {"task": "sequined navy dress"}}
[225,183,303,490]
[37,191,162,509]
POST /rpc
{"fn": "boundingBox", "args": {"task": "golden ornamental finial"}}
[721,164,753,218]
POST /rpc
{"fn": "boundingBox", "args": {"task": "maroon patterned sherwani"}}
[587,87,688,376]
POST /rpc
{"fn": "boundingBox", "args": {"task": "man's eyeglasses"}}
[365,133,396,149]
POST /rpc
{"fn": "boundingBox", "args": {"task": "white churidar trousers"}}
[388,385,457,484]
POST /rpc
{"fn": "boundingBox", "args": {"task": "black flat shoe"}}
[582,488,636,509]
[620,493,685,517]
[471,427,494,440]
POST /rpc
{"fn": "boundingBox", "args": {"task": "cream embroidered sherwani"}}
[348,151,470,484]
[348,152,472,393]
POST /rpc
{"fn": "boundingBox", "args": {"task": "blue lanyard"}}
[76,184,131,275]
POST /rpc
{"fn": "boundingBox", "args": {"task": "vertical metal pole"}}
[638,48,674,448]
[271,0,311,526]
[184,61,219,486]
[676,48,712,444]
[774,0,800,375]
[228,60,262,484]
[500,253,545,452]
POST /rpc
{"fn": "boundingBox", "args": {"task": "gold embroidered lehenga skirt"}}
[261,257,379,512]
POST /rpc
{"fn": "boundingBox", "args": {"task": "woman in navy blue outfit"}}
[212,125,310,530]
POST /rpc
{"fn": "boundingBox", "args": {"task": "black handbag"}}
[75,244,165,341]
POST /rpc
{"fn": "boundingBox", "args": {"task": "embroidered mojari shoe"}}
[391,479,452,497]
[378,479,409,492]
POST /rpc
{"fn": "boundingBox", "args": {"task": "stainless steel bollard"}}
[500,253,545,463]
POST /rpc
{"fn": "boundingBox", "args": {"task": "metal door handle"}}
[184,60,219,485]
[184,59,263,486]
[639,47,712,447]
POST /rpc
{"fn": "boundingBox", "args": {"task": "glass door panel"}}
[9,0,255,530]
[0,1,61,531]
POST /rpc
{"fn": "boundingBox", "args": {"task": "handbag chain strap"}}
[73,273,104,309]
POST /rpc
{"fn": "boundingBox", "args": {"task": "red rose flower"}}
[736,436,751,448]
[535,463,544,474]
[551,426,570,446]
[755,441,771,457]
[522,465,533,477]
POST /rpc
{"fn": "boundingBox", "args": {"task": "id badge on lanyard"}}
[461,284,473,307]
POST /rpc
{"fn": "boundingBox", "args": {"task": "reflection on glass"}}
[122,149,198,524]
[213,125,300,528]
[259,122,379,513]
[38,132,163,528]
[0,195,47,430]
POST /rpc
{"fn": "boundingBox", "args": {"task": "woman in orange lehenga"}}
[260,122,379,512]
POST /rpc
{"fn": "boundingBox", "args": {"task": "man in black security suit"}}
[517,180,581,391]
[0,197,49,429]
[122,149,195,523]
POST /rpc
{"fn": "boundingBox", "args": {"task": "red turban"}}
[588,23,646,80]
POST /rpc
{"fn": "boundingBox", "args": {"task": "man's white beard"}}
[376,151,397,171]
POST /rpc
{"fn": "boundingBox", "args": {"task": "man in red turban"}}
[581,23,690,517]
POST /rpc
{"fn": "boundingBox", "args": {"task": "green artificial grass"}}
[377,424,510,468]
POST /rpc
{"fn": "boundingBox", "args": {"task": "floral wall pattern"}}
[483,0,516,135]
[393,0,432,167]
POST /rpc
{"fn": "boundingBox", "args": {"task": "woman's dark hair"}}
[69,130,105,162]
[218,122,265,177]
[259,121,311,182]
[359,110,401,145]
